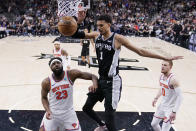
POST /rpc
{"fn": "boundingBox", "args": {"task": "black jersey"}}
[95,33,120,78]
[82,39,90,49]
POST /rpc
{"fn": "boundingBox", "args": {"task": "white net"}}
[57,0,81,17]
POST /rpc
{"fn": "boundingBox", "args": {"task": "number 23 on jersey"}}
[56,90,68,100]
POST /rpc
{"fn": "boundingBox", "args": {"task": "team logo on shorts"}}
[72,123,77,128]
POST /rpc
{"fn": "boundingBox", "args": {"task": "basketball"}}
[58,16,77,36]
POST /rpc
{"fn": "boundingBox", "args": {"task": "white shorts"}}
[40,110,81,131]
[153,105,173,124]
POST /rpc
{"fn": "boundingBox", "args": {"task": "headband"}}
[49,59,62,67]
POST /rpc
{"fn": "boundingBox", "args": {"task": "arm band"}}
[173,87,183,112]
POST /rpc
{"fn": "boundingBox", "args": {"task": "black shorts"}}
[88,75,122,110]
[81,47,89,56]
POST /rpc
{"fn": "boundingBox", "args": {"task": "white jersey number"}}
[100,52,103,60]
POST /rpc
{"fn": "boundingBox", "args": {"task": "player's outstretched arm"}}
[84,31,100,39]
[68,69,98,92]
[115,34,183,61]
[72,30,99,40]
[41,78,52,119]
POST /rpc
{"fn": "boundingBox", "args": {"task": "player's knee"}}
[151,120,157,128]
[105,108,116,121]
[105,104,115,112]
[162,122,172,131]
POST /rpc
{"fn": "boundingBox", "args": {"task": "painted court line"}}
[8,117,15,124]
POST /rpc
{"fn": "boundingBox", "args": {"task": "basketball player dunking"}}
[151,60,183,131]
[53,41,71,70]
[71,14,183,131]
[39,57,98,131]
[57,0,86,24]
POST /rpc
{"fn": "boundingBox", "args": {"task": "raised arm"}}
[41,77,52,119]
[61,49,71,69]
[61,49,68,57]
[115,34,183,61]
[68,69,98,92]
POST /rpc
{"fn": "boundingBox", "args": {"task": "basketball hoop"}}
[57,0,90,17]
[57,0,81,17]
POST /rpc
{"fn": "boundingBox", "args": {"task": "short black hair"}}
[48,57,62,66]
[97,14,112,24]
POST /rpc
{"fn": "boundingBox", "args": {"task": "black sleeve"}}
[71,28,86,39]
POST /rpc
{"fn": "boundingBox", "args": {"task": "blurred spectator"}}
[0,0,195,52]
[172,21,183,45]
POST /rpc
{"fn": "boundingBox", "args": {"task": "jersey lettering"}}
[56,90,68,100]
[95,33,119,77]
[162,88,165,96]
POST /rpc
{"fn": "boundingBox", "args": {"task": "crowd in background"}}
[0,0,196,51]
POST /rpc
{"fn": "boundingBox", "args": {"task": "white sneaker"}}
[94,125,107,131]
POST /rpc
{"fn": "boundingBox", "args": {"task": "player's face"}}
[161,61,171,74]
[97,20,111,35]
[51,61,63,76]
[54,44,60,49]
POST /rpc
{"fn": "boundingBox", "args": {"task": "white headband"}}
[50,59,62,67]
[54,41,61,45]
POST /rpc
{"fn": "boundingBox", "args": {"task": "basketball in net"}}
[58,16,77,36]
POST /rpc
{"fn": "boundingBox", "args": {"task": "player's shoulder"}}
[169,74,179,87]
[114,33,126,41]
[169,73,177,81]
[67,69,81,76]
[42,77,50,86]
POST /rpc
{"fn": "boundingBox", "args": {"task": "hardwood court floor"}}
[0,36,195,131]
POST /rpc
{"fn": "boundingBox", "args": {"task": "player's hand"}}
[152,98,158,107]
[165,56,183,61]
[169,112,176,121]
[46,110,52,120]
[77,10,86,24]
[88,85,97,93]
